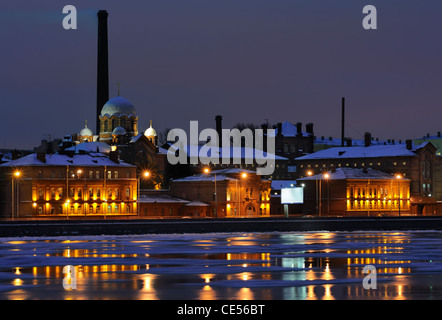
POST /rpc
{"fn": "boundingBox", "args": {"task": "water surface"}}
[1,230,442,300]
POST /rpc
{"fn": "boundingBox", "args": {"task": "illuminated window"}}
[58,187,63,198]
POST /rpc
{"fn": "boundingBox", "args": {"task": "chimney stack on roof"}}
[306,123,314,136]
[341,97,345,147]
[215,115,222,148]
[296,122,302,137]
[406,139,412,150]
[364,132,371,147]
[277,122,282,137]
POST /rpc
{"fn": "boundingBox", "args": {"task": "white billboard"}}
[281,187,304,204]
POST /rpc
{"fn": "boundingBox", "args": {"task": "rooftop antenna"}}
[341,97,345,147]
[117,81,120,96]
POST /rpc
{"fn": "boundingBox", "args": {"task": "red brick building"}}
[298,167,411,216]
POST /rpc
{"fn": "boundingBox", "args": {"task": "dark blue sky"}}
[1,0,442,149]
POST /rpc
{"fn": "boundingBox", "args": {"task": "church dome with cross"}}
[78,120,94,142]
[98,95,138,143]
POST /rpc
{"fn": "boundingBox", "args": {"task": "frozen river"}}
[1,230,442,300]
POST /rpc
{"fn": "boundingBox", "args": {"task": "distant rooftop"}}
[139,194,189,204]
[296,142,429,161]
[65,141,111,154]
[267,121,310,138]
[165,144,288,161]
[1,152,135,167]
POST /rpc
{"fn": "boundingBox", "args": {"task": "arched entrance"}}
[245,205,255,217]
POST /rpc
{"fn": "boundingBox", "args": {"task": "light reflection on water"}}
[1,230,442,300]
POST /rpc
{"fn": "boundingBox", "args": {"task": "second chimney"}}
[215,115,222,148]
[364,132,371,147]
[406,139,412,150]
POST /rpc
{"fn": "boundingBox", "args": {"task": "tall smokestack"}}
[97,10,109,135]
[341,97,345,147]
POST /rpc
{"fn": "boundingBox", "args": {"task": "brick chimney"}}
[215,115,222,148]
[364,132,371,147]
[406,139,412,150]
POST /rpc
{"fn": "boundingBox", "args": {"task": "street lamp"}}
[203,168,217,218]
[12,171,21,220]
[138,170,151,218]
[323,173,330,216]
[396,174,402,216]
[77,169,87,215]
[307,170,319,216]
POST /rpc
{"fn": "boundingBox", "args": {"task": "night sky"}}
[1,0,442,150]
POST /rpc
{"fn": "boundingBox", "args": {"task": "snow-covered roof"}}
[138,194,189,204]
[271,180,297,190]
[100,96,137,118]
[171,168,257,182]
[65,141,111,154]
[267,121,309,138]
[296,142,428,161]
[314,137,404,147]
[298,168,409,181]
[1,153,135,167]
[171,173,239,182]
[184,201,209,207]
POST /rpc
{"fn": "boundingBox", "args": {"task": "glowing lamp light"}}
[14,171,21,178]
[241,173,247,178]
[203,167,210,174]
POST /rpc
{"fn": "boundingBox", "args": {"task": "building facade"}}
[295,137,437,214]
[0,152,138,219]
[298,168,411,216]
[169,168,272,218]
